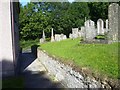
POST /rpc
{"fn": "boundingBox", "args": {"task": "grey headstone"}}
[108,3,119,43]
[69,33,73,39]
[72,28,79,38]
[85,20,97,41]
[78,31,82,37]
[40,38,44,43]
[55,34,61,41]
[81,26,86,40]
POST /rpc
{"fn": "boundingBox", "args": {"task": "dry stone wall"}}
[37,49,114,88]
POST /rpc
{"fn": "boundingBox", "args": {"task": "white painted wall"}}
[0,1,14,77]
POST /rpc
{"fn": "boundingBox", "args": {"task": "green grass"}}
[95,35,106,39]
[2,76,24,88]
[20,39,39,50]
[40,38,119,79]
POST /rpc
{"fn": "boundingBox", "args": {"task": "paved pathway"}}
[20,49,63,88]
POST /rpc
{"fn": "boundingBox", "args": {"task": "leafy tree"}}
[19,1,111,40]
[88,2,109,23]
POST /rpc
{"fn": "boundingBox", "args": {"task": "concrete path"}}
[20,50,63,88]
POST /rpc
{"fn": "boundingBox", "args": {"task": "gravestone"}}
[54,34,67,41]
[60,34,64,40]
[108,3,119,43]
[69,33,73,39]
[55,34,61,41]
[72,28,79,39]
[85,20,97,41]
[42,30,45,41]
[40,30,45,43]
[105,19,109,33]
[78,31,82,37]
[51,28,55,42]
[97,19,104,35]
[119,4,120,41]
[40,38,44,43]
[63,35,67,40]
[81,27,86,40]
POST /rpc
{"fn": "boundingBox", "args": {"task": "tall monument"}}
[42,30,45,41]
[51,28,54,42]
[108,3,119,43]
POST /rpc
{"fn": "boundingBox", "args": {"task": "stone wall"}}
[37,49,117,88]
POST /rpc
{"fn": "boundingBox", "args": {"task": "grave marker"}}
[108,3,119,43]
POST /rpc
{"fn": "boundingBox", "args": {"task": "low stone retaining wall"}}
[37,49,114,88]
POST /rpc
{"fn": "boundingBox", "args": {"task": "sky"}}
[20,0,75,6]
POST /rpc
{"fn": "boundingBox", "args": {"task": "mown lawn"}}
[40,38,119,79]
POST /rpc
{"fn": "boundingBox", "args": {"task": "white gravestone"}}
[55,34,61,41]
[97,19,104,35]
[72,28,79,39]
[51,28,55,42]
[42,30,45,41]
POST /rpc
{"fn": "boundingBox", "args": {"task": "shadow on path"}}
[23,70,63,88]
[20,52,36,72]
[19,45,64,89]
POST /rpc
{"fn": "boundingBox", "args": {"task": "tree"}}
[19,1,110,40]
[88,2,109,23]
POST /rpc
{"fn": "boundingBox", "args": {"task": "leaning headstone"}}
[51,28,55,42]
[108,3,119,43]
[97,19,104,35]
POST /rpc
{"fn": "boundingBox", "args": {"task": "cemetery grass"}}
[40,38,119,79]
[20,39,39,50]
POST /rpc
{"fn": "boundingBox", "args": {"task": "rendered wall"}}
[0,1,14,77]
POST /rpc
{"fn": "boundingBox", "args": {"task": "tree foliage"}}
[88,2,109,23]
[19,2,110,40]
